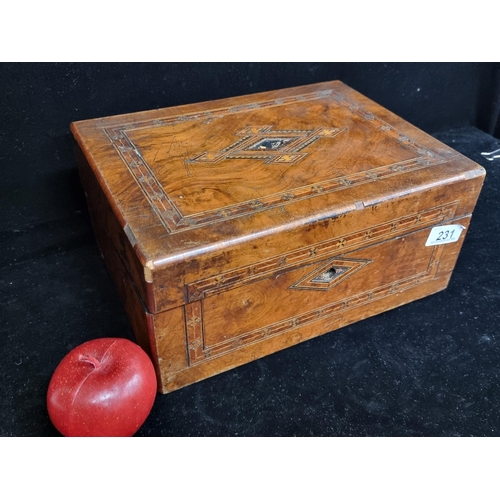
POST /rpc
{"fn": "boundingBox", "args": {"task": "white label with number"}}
[425,224,465,246]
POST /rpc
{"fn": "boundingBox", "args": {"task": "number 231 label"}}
[425,224,465,246]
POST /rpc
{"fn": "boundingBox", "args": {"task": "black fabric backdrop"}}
[1,63,500,436]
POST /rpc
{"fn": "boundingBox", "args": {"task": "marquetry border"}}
[184,241,445,366]
[185,201,459,302]
[103,88,450,233]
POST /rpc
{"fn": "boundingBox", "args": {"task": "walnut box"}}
[71,81,485,393]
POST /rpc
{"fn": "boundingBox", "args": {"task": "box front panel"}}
[179,211,469,373]
[200,230,438,348]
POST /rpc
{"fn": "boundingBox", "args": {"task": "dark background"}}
[1,63,500,436]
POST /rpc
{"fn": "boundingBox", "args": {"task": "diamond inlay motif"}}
[186,125,346,165]
[290,257,371,291]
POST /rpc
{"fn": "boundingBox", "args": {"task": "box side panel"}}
[87,211,158,365]
[76,143,170,390]
[75,143,155,312]
[94,217,157,358]
[98,221,188,393]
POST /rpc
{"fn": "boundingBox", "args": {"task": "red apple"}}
[47,338,157,437]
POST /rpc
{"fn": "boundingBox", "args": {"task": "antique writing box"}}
[71,81,485,393]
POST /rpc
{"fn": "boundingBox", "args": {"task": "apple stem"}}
[79,354,101,369]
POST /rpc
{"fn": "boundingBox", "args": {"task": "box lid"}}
[71,81,485,313]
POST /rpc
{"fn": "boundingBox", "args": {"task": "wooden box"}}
[71,81,485,394]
